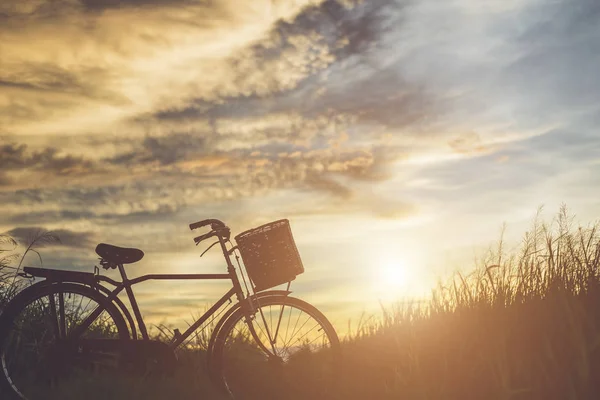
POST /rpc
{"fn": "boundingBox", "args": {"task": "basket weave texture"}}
[235,219,304,291]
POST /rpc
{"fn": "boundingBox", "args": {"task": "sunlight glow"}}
[381,264,409,290]
[374,258,413,301]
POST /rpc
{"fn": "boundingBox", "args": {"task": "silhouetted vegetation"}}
[0,229,59,310]
[2,207,600,399]
[336,206,600,400]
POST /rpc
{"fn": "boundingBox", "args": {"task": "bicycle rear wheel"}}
[0,282,128,400]
[211,295,340,400]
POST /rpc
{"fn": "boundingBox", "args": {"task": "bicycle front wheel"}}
[211,295,340,400]
[0,282,129,400]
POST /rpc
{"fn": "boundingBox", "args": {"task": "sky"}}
[1,0,599,331]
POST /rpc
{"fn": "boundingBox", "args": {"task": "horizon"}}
[2,0,600,331]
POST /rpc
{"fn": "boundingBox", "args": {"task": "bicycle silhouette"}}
[0,219,340,399]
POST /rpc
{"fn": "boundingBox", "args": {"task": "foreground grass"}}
[36,351,227,400]
[3,207,600,399]
[335,208,600,400]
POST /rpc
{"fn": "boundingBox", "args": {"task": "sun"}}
[374,260,412,300]
[381,264,409,289]
[364,242,428,301]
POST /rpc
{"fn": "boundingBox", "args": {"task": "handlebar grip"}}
[189,219,225,230]
[194,231,217,245]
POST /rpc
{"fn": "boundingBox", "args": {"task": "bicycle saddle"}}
[95,243,144,265]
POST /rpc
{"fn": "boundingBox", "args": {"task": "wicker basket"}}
[234,219,304,291]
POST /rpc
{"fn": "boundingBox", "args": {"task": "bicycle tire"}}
[0,282,129,400]
[211,295,340,400]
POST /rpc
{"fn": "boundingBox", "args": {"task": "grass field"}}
[2,207,600,399]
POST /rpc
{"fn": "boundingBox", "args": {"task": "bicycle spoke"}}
[273,304,285,343]
[256,306,277,354]
[47,294,60,340]
[285,307,303,348]
[283,313,313,350]
[68,304,103,339]
[75,294,85,322]
[252,317,271,345]
[269,305,273,337]
[305,331,327,348]
[58,291,66,338]
[282,321,322,354]
[282,303,294,346]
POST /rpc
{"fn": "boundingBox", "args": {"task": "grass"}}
[26,352,225,400]
[2,206,600,399]
[334,206,600,400]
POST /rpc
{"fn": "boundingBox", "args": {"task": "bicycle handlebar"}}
[190,218,230,245]
[189,218,225,231]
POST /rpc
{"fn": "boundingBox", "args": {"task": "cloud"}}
[109,133,210,166]
[3,0,595,222]
[0,172,13,187]
[6,227,97,248]
[0,143,96,174]
[0,0,321,136]
[304,171,352,198]
[79,0,202,11]
[148,0,423,128]
[448,132,491,155]
[0,141,408,243]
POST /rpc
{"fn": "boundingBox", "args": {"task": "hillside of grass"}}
[2,207,600,399]
[335,208,600,400]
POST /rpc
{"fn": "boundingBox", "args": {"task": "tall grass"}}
[336,206,600,400]
[0,233,19,310]
[0,229,59,310]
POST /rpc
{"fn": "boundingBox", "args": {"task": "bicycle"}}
[0,218,340,399]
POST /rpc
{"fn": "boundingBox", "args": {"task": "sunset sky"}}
[1,0,599,330]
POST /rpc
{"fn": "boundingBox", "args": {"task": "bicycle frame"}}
[84,268,236,347]
[62,232,250,348]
